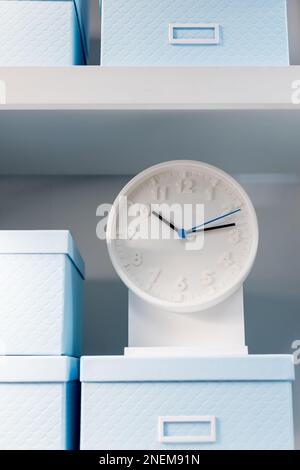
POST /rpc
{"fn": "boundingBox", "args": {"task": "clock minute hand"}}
[185,208,241,237]
[152,211,179,233]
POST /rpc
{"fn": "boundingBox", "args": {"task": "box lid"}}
[0,357,78,383]
[80,355,295,382]
[0,230,85,278]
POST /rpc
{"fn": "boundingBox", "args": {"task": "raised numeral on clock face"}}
[227,264,240,276]
[150,178,168,201]
[131,251,143,267]
[205,188,214,201]
[146,268,161,290]
[219,251,234,268]
[177,173,194,194]
[204,177,219,201]
[199,271,215,286]
[175,277,188,292]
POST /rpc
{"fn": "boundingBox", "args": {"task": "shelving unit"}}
[0,0,299,449]
[0,64,299,449]
[0,66,300,174]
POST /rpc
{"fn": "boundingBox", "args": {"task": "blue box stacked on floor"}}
[0,231,84,450]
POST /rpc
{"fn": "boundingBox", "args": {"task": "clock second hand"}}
[152,211,236,236]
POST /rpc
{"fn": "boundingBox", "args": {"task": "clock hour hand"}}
[152,211,179,233]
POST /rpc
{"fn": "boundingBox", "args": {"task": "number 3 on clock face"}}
[106,161,259,313]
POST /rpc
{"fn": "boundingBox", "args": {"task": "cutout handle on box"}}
[169,23,220,45]
[158,415,217,444]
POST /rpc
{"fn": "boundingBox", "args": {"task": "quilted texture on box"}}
[0,254,81,355]
[0,383,65,450]
[0,1,84,65]
[101,0,289,65]
[81,380,294,450]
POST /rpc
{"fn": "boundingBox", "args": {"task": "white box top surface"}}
[80,355,295,382]
[0,356,79,382]
[0,230,84,277]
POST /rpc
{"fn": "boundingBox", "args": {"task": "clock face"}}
[107,161,258,313]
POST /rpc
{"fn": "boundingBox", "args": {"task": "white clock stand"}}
[126,287,248,356]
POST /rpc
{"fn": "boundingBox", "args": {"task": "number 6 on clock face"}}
[106,161,259,313]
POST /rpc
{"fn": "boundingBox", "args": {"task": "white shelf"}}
[1,66,300,108]
[0,66,300,174]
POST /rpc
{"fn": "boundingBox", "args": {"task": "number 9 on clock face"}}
[106,160,259,313]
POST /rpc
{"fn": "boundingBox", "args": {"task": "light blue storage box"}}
[0,231,84,356]
[100,0,289,66]
[80,355,295,450]
[0,1,87,65]
[0,357,79,450]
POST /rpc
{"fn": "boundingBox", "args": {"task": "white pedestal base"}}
[128,287,247,356]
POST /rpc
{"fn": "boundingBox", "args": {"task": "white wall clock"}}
[106,161,259,354]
